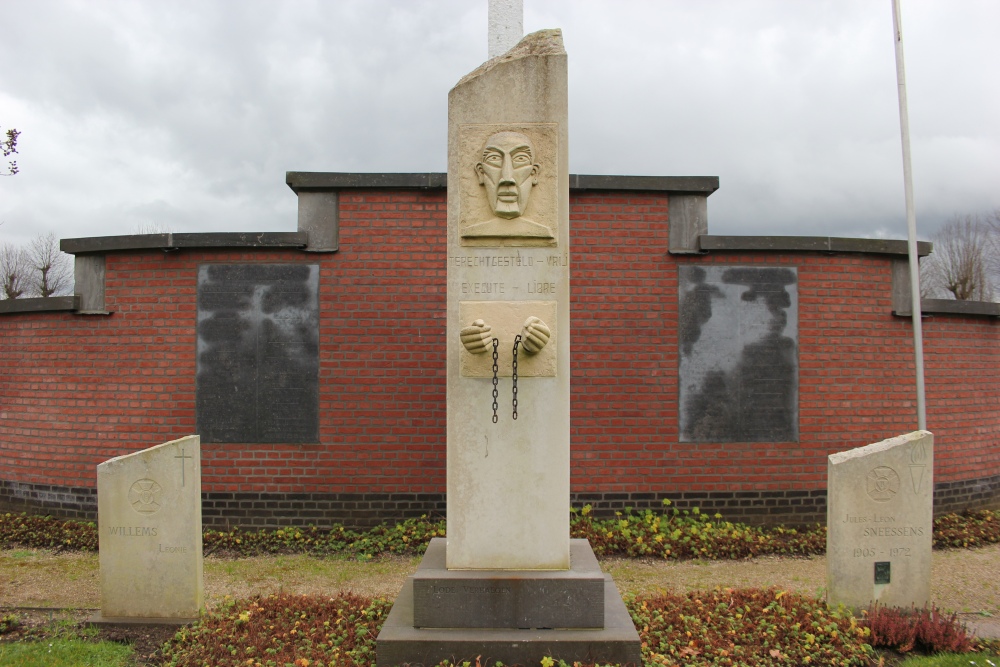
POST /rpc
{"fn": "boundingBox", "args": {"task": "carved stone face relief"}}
[458,124,557,246]
[476,131,539,220]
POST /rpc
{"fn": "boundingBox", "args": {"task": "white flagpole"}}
[891,0,927,430]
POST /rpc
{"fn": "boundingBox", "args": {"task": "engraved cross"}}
[175,448,193,487]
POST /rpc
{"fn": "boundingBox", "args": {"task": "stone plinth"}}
[377,540,640,666]
[413,539,604,629]
[93,435,203,623]
[827,430,933,610]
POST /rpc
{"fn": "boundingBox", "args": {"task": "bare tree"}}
[0,242,29,299]
[26,232,74,298]
[1,125,18,176]
[920,213,998,302]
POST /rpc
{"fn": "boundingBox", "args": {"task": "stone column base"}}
[376,539,641,666]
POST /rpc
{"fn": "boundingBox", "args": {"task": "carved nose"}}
[499,155,515,184]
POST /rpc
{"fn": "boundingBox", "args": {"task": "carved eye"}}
[483,152,503,166]
[512,151,531,165]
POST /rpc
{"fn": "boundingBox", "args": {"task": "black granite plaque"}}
[197,264,319,443]
[678,266,798,443]
[874,561,891,585]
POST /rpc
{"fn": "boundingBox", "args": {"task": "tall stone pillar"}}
[446,29,570,571]
[377,30,640,666]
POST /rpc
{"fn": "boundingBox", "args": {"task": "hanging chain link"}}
[491,337,499,424]
[512,334,522,420]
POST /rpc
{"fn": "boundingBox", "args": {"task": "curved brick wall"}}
[1,187,998,528]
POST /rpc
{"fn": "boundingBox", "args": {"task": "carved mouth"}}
[497,188,518,202]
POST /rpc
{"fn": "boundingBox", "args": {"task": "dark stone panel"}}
[679,265,798,443]
[196,264,320,444]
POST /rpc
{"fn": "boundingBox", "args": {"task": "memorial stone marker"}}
[827,430,933,609]
[376,28,640,666]
[94,435,203,622]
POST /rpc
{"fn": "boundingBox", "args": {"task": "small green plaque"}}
[874,561,891,585]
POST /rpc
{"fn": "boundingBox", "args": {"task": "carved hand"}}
[460,319,494,354]
[519,316,551,354]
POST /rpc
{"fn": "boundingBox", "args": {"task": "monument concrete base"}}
[376,539,641,666]
[413,538,605,629]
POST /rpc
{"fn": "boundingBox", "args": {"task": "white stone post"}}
[95,435,203,622]
[488,0,523,59]
[447,30,570,570]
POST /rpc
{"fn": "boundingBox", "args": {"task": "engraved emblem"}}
[129,478,163,514]
[866,466,900,503]
[909,441,928,494]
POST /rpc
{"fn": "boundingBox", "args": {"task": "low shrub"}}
[0,512,98,551]
[571,501,827,560]
[863,603,976,654]
[201,516,446,559]
[0,612,20,634]
[631,587,872,666]
[161,589,875,667]
[162,591,391,667]
[933,509,1000,549]
[2,507,998,561]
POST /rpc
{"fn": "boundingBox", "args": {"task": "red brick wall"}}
[1,189,998,525]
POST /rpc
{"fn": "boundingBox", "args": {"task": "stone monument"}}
[827,430,933,610]
[376,28,640,666]
[93,435,203,623]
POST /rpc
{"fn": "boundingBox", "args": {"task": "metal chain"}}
[512,334,522,420]
[491,337,499,424]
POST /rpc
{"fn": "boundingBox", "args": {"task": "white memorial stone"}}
[447,30,570,570]
[96,435,203,621]
[827,430,933,609]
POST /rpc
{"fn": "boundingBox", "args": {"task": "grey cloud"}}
[0,0,997,247]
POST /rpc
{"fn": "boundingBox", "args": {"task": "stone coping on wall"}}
[60,231,309,256]
[0,295,80,315]
[699,234,933,257]
[912,298,1000,318]
[285,171,721,195]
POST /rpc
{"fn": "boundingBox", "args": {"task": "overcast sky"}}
[1,1,998,249]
